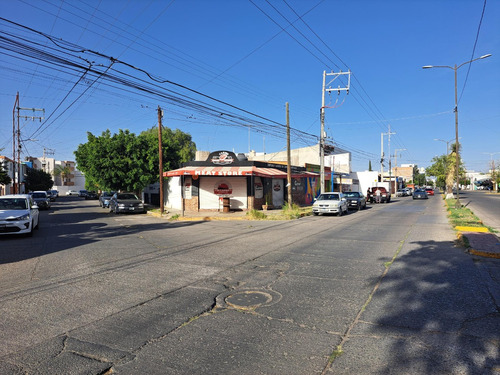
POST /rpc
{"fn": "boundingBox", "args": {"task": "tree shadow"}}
[0,210,203,264]
[362,239,499,374]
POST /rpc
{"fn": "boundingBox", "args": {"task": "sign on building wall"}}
[184,176,192,199]
[254,177,263,199]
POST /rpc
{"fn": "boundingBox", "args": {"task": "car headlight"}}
[118,203,125,208]
[138,203,144,208]
[8,213,30,221]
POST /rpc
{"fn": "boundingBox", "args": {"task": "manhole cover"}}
[225,291,272,310]
[216,289,282,311]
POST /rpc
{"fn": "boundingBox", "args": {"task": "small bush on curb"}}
[246,209,267,220]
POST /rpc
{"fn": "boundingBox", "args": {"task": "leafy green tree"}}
[25,168,53,192]
[426,155,448,190]
[74,127,196,193]
[411,166,426,186]
[426,143,465,194]
[0,161,12,185]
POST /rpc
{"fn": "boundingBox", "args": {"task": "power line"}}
[458,0,487,104]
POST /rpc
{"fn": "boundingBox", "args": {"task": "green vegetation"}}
[246,209,267,220]
[25,168,53,191]
[445,198,483,228]
[0,161,11,185]
[74,127,196,193]
[426,143,465,193]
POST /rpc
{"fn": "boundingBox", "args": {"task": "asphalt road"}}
[0,194,498,374]
[459,190,500,232]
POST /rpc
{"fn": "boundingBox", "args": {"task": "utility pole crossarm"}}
[320,70,351,194]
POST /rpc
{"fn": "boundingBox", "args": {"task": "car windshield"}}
[318,194,339,201]
[343,192,360,198]
[32,193,46,198]
[0,198,28,210]
[118,194,138,200]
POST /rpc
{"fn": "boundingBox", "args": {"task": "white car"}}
[0,194,40,236]
[312,192,348,216]
[66,190,79,196]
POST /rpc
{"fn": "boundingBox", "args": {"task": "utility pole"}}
[286,102,292,205]
[12,93,44,194]
[12,93,19,194]
[42,147,55,174]
[158,106,164,215]
[381,125,395,192]
[320,70,350,194]
[394,148,406,191]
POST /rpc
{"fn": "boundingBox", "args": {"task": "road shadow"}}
[362,239,499,374]
[0,213,204,264]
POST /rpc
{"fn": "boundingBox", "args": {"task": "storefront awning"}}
[163,166,320,178]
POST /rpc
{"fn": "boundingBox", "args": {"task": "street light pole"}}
[434,137,459,155]
[423,53,491,208]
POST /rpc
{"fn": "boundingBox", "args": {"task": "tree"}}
[52,165,72,185]
[74,127,196,193]
[426,155,448,190]
[412,166,426,186]
[0,161,12,185]
[426,143,465,195]
[25,168,54,192]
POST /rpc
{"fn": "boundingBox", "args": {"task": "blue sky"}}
[1,0,499,173]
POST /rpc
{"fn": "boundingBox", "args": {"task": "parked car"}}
[396,189,407,197]
[46,190,56,201]
[85,191,99,200]
[312,192,348,216]
[99,191,115,208]
[343,191,367,211]
[367,187,391,203]
[425,188,435,196]
[32,191,51,210]
[404,188,413,196]
[51,189,59,198]
[66,190,79,196]
[78,189,88,198]
[109,192,145,214]
[0,194,39,236]
[413,189,428,199]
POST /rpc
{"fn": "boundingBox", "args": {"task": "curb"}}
[456,226,489,233]
[456,228,500,259]
[147,211,247,221]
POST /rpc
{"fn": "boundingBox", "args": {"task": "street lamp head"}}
[422,65,433,69]
[480,54,492,59]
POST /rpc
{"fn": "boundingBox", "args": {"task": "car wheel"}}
[357,203,361,211]
[313,212,318,216]
[35,219,39,230]
[363,202,367,209]
[338,208,343,216]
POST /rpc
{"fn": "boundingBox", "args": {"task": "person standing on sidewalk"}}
[376,188,381,203]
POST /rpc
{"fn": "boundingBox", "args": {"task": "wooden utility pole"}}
[158,106,164,215]
[12,93,19,194]
[286,102,292,205]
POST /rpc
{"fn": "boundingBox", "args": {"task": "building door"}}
[271,179,284,207]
